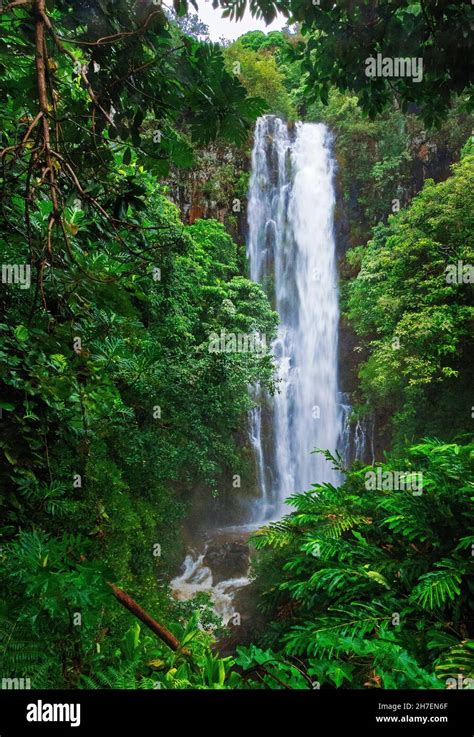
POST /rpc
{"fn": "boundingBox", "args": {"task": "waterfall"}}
[248,115,343,522]
[172,115,348,619]
[339,392,369,466]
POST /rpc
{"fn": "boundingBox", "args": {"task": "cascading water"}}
[171,114,353,621]
[171,548,249,626]
[340,393,370,466]
[247,115,343,522]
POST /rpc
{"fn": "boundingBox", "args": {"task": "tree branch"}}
[0,0,29,13]
[56,9,164,47]
[39,9,116,128]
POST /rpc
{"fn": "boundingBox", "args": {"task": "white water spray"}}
[171,550,249,626]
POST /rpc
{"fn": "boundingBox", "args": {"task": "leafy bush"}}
[250,440,474,689]
[345,148,474,446]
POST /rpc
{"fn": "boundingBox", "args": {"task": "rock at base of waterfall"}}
[203,538,249,584]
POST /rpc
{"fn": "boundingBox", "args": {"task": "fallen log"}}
[108,583,185,653]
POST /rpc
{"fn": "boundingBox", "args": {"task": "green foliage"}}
[0,0,277,689]
[0,531,111,687]
[237,30,290,57]
[79,614,241,690]
[211,0,474,126]
[224,39,296,120]
[345,150,474,445]
[250,440,474,689]
[234,644,311,688]
[0,166,276,684]
[301,88,472,244]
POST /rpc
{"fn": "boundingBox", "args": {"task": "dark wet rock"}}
[216,581,266,656]
[203,538,249,584]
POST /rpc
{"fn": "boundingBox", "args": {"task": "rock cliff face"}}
[167,140,250,246]
[169,115,469,260]
[333,120,471,257]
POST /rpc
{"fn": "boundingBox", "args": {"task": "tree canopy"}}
[210,0,474,125]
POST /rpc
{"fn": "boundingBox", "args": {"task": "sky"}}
[194,1,286,41]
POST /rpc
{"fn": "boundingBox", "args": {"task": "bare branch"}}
[56,9,164,47]
[0,0,29,13]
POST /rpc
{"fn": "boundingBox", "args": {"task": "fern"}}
[250,440,474,688]
[411,566,463,609]
[251,520,296,550]
[434,640,474,682]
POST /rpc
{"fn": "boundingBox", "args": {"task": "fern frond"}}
[411,566,462,609]
[434,640,474,683]
[250,520,296,549]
